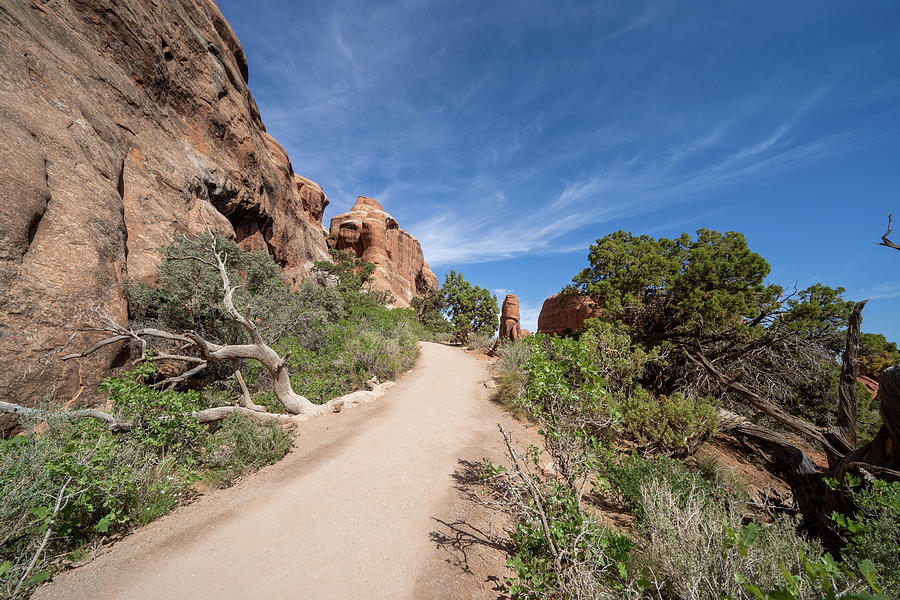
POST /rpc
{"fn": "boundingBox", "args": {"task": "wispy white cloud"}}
[408,89,858,266]
[220,0,899,269]
[330,14,362,75]
[850,284,900,302]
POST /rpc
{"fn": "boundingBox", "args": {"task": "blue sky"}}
[218,0,900,338]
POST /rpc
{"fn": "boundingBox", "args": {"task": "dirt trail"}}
[36,342,536,600]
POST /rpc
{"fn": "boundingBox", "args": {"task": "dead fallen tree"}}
[0,232,395,429]
[690,298,899,550]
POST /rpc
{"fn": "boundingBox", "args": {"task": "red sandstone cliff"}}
[327,196,438,307]
[0,0,331,406]
[537,293,603,335]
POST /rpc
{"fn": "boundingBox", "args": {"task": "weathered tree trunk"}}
[717,408,842,549]
[694,299,900,551]
[832,366,900,483]
[827,301,867,460]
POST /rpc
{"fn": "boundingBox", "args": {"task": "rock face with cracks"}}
[0,0,331,410]
[327,196,438,307]
[499,294,522,341]
[537,293,603,335]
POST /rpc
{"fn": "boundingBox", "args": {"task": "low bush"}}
[506,481,633,599]
[616,388,717,455]
[603,453,719,519]
[509,329,718,455]
[635,476,826,599]
[0,409,195,597]
[200,415,292,488]
[596,453,892,600]
[481,444,634,600]
[829,475,900,592]
[0,368,292,598]
[492,340,532,412]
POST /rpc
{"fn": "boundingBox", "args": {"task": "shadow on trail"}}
[428,459,513,599]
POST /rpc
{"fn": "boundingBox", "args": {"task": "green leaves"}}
[734,546,891,600]
[723,521,760,558]
[572,229,780,343]
[440,270,499,344]
[776,283,855,354]
[313,248,376,295]
[23,570,51,586]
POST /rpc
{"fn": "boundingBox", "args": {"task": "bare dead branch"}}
[847,462,900,482]
[136,353,205,364]
[231,357,266,412]
[60,335,130,360]
[878,213,900,251]
[207,232,264,346]
[684,347,841,458]
[498,424,560,561]
[151,362,209,390]
[0,401,132,432]
[0,400,295,430]
[716,408,842,550]
[276,351,291,373]
[194,406,296,425]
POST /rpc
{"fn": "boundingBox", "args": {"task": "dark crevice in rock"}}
[195,174,279,260]
[116,156,125,200]
[26,206,45,247]
[26,159,51,248]
[110,344,130,368]
[117,155,128,265]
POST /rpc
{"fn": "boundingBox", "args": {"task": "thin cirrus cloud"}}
[407,92,857,267]
[218,0,900,272]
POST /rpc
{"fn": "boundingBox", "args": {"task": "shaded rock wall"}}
[327,196,438,307]
[537,293,602,335]
[0,0,330,406]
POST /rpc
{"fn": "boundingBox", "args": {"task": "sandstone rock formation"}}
[858,375,879,400]
[499,295,522,341]
[327,196,438,307]
[537,293,603,335]
[0,0,330,408]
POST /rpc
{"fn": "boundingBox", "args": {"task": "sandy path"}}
[35,342,534,600]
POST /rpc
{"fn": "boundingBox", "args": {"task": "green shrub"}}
[830,476,900,591]
[604,453,719,519]
[0,367,294,598]
[201,415,292,488]
[506,481,633,599]
[630,463,843,600]
[0,412,193,597]
[617,388,717,454]
[257,309,421,405]
[492,340,532,411]
[512,330,717,455]
[100,362,206,461]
